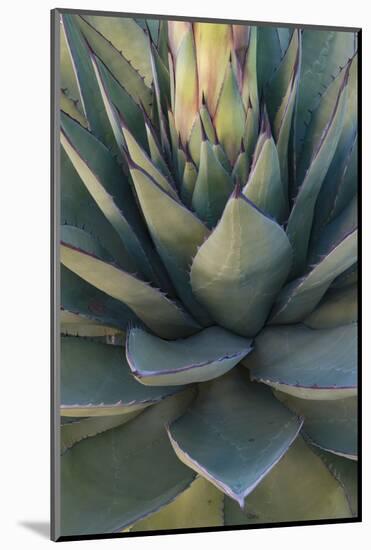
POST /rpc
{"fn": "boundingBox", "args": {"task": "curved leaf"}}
[224,436,351,525]
[244,324,357,399]
[270,230,357,324]
[190,192,292,337]
[126,326,252,386]
[81,15,153,85]
[287,61,351,277]
[243,122,287,222]
[61,112,172,291]
[60,225,200,339]
[128,162,212,324]
[312,448,358,516]
[61,14,117,151]
[276,392,357,459]
[61,337,183,416]
[61,390,196,536]
[304,284,357,329]
[75,15,152,113]
[192,139,234,228]
[61,266,139,334]
[167,370,302,506]
[130,477,223,531]
[61,411,141,452]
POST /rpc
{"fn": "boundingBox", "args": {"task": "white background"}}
[1,0,369,548]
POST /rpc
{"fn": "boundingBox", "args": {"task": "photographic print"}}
[51,8,360,541]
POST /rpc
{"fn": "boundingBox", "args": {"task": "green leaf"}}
[60,225,200,339]
[61,112,172,291]
[60,147,132,271]
[61,390,196,536]
[214,61,246,164]
[304,284,357,329]
[192,139,234,229]
[181,159,198,207]
[276,392,357,459]
[61,266,139,334]
[224,436,352,525]
[93,56,148,149]
[61,309,122,337]
[127,163,212,325]
[243,323,357,400]
[61,14,117,152]
[81,15,153,85]
[122,123,178,199]
[270,230,357,324]
[61,93,88,127]
[61,337,184,417]
[243,122,287,223]
[312,448,358,516]
[256,27,282,93]
[190,192,292,337]
[126,326,252,386]
[61,411,141,452]
[309,195,357,265]
[287,61,351,277]
[60,22,84,114]
[75,15,152,113]
[167,369,302,506]
[295,30,356,164]
[332,262,357,289]
[130,476,224,531]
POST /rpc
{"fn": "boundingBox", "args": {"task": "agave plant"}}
[58,11,358,537]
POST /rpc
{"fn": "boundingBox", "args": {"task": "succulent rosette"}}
[58,13,358,536]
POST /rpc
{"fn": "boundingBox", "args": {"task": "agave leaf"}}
[270,230,357,324]
[266,30,301,191]
[256,27,283,92]
[312,134,357,245]
[62,14,118,152]
[60,225,200,339]
[61,337,183,417]
[231,145,250,184]
[61,411,142,453]
[190,192,292,337]
[61,92,88,127]
[243,323,357,400]
[61,114,173,292]
[128,163,212,325]
[243,123,287,222]
[81,15,153,85]
[129,477,224,531]
[304,284,357,329]
[61,147,134,272]
[61,389,196,536]
[61,309,122,337]
[295,29,356,164]
[144,115,172,179]
[148,34,171,115]
[193,23,232,117]
[214,61,246,164]
[332,262,358,289]
[61,266,139,334]
[241,28,259,117]
[181,159,198,207]
[192,139,234,228]
[75,15,152,113]
[309,196,357,264]
[60,21,84,113]
[173,27,198,146]
[224,436,351,525]
[122,123,178,199]
[312,448,358,516]
[93,56,148,149]
[167,369,302,506]
[275,392,357,459]
[287,62,350,277]
[126,326,252,386]
[135,18,159,43]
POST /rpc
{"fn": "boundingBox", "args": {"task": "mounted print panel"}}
[51,8,360,542]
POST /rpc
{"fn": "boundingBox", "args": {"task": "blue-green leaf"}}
[167,369,302,506]
[126,326,252,386]
[244,323,357,400]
